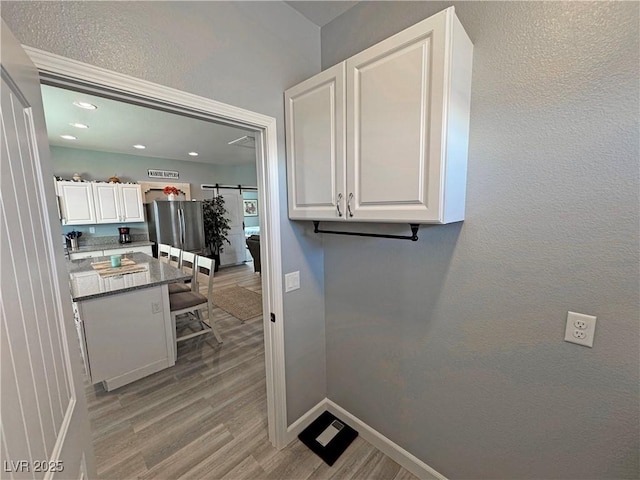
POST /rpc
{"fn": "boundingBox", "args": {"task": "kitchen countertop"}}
[65,240,154,254]
[67,252,189,302]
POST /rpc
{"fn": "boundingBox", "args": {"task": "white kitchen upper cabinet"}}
[119,184,145,222]
[92,183,120,224]
[285,63,345,220]
[57,181,97,225]
[93,183,144,223]
[286,7,473,224]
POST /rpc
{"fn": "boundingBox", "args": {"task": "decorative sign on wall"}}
[148,169,179,179]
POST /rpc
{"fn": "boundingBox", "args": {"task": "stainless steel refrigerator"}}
[145,200,206,253]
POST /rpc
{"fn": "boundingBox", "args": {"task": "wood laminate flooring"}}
[85,262,419,479]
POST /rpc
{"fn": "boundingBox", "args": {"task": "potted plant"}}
[202,196,231,271]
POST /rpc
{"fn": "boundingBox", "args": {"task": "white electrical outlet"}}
[564,311,596,347]
[89,227,95,233]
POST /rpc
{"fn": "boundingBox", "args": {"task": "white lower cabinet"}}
[75,285,174,391]
[102,245,153,256]
[68,251,103,261]
[69,245,152,261]
[286,6,473,224]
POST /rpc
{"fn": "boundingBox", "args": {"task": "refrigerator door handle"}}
[179,208,186,248]
[176,208,183,249]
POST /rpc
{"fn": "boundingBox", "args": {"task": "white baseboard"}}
[286,398,447,480]
[285,398,327,442]
[101,358,171,391]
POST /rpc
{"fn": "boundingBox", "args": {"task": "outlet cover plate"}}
[285,271,300,293]
[564,311,596,347]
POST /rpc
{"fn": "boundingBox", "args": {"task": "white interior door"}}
[217,189,245,267]
[1,20,95,479]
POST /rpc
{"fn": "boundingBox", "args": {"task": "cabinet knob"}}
[336,193,343,217]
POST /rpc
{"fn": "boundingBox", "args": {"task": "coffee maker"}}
[118,227,132,244]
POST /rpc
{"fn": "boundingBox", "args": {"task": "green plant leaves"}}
[202,196,231,255]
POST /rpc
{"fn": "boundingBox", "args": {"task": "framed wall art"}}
[243,199,258,216]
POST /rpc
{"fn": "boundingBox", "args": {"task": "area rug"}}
[213,286,262,321]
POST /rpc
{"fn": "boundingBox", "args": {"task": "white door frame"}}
[24,47,289,449]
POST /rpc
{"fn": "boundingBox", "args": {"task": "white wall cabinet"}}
[286,7,473,224]
[57,181,144,225]
[57,181,97,225]
[93,183,145,224]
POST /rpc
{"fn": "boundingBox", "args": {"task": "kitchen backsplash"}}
[61,223,148,246]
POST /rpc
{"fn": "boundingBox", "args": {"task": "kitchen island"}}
[68,253,190,391]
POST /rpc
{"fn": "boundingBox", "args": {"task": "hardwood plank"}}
[220,455,267,480]
[98,452,147,480]
[139,423,233,480]
[262,438,323,479]
[178,415,269,479]
[352,449,402,479]
[304,437,373,480]
[392,468,421,480]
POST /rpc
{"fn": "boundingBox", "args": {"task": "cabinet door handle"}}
[336,193,343,217]
[347,193,354,217]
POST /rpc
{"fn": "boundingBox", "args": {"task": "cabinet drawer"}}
[103,246,152,256]
[69,250,103,260]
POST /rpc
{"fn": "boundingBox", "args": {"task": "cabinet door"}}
[346,9,449,223]
[119,184,145,222]
[285,63,346,220]
[58,181,96,225]
[92,183,121,224]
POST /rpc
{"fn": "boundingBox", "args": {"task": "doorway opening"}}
[27,46,288,466]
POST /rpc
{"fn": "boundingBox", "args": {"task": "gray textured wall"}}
[2,1,326,425]
[322,2,639,479]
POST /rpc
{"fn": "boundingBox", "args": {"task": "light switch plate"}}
[285,271,300,292]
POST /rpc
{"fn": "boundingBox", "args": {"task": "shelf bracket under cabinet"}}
[313,221,420,241]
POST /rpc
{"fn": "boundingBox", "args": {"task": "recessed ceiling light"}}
[188,152,199,156]
[60,134,77,140]
[69,122,89,129]
[73,101,97,110]
[133,144,146,149]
